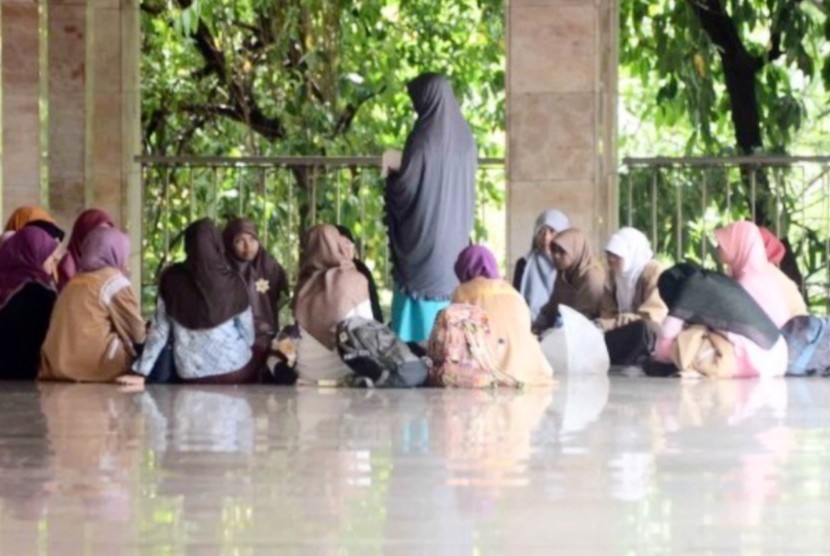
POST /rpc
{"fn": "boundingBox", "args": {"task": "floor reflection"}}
[0,378,828,553]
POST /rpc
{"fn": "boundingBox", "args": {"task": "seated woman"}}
[714,221,807,327]
[0,227,62,380]
[653,263,787,379]
[40,227,146,382]
[513,209,570,322]
[453,245,553,385]
[293,224,371,385]
[336,225,384,323]
[598,227,668,366]
[758,225,805,299]
[533,228,605,331]
[57,208,114,289]
[223,217,289,351]
[128,218,256,385]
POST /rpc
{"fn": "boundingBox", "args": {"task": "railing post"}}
[650,167,658,250]
[701,167,708,261]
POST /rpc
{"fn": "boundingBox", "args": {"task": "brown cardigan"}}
[534,264,605,330]
[597,260,668,332]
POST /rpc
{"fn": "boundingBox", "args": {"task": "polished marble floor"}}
[1,377,830,554]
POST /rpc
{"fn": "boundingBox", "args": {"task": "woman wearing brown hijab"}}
[533,229,605,332]
[223,217,289,347]
[293,224,371,385]
[128,218,256,384]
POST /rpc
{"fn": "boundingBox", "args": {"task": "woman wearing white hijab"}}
[598,227,667,366]
[512,209,570,322]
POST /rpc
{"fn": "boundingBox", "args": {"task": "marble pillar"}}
[507,0,618,271]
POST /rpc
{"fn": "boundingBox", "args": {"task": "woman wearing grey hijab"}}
[513,209,571,321]
[385,73,477,343]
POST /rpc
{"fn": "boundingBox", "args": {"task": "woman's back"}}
[0,282,56,380]
[40,267,144,382]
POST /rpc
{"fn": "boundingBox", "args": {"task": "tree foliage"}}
[139,0,505,306]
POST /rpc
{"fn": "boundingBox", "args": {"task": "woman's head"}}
[714,221,767,277]
[454,245,500,283]
[550,229,592,273]
[532,210,570,253]
[604,227,653,277]
[79,227,130,273]
[0,227,61,280]
[407,73,456,118]
[301,224,355,270]
[223,218,261,263]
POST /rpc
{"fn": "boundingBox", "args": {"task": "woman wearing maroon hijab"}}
[0,227,62,379]
[57,208,114,289]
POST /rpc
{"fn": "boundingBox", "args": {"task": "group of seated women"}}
[0,201,818,385]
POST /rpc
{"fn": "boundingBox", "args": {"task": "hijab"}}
[758,226,786,265]
[59,209,115,285]
[159,218,250,330]
[78,227,130,273]
[293,224,369,349]
[519,209,570,320]
[715,221,796,327]
[0,227,59,309]
[552,229,601,285]
[605,227,654,312]
[658,262,780,349]
[385,72,477,300]
[454,245,500,283]
[222,217,288,337]
[4,206,57,232]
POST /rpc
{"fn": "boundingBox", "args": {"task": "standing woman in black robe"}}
[385,72,477,343]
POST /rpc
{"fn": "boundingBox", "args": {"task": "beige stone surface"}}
[510,6,596,94]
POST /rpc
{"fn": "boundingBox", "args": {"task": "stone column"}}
[1,0,42,220]
[507,0,618,270]
[48,0,87,226]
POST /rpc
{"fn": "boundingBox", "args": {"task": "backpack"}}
[335,317,429,388]
[427,303,522,388]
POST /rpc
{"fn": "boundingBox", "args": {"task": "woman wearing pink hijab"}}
[714,221,807,328]
[57,208,115,289]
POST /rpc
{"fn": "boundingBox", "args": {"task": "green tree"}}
[139,0,505,306]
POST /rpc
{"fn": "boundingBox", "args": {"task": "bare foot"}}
[115,374,145,393]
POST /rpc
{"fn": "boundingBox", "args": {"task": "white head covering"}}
[605,227,654,312]
[519,210,571,320]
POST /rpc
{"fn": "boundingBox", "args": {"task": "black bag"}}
[335,317,428,388]
[145,332,178,383]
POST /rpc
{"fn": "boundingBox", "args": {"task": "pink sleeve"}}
[652,316,684,363]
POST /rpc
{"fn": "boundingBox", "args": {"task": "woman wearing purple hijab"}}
[0,227,62,379]
[450,245,554,385]
[40,227,146,382]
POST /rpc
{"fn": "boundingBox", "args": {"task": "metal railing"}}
[137,155,505,310]
[621,155,830,310]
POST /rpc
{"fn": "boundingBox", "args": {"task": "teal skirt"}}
[390,288,449,343]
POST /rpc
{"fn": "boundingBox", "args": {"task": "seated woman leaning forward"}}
[0,227,62,380]
[293,224,372,386]
[598,227,668,366]
[714,221,807,328]
[128,218,257,385]
[652,262,787,379]
[513,209,570,322]
[533,228,605,332]
[453,245,553,385]
[40,227,146,382]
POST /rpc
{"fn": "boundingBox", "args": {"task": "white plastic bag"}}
[540,305,609,375]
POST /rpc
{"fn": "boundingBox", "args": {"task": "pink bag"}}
[427,304,522,388]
